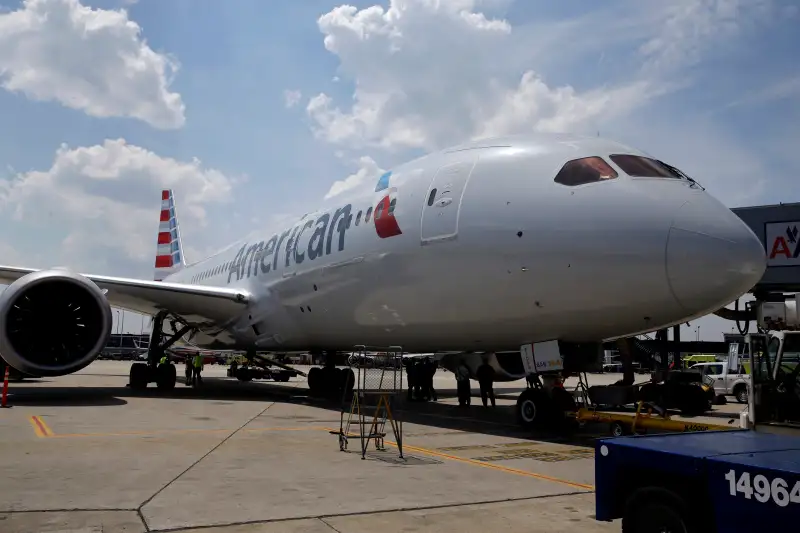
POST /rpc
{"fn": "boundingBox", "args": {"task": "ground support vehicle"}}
[690,360,750,403]
[594,430,800,532]
[227,365,298,382]
[226,352,303,383]
[574,400,735,437]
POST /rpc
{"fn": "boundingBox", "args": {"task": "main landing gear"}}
[128,311,192,391]
[306,351,355,399]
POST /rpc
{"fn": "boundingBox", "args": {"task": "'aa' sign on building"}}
[766,222,800,266]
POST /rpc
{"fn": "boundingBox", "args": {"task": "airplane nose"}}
[666,198,766,313]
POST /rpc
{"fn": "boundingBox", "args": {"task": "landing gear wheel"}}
[129,363,149,390]
[344,368,355,392]
[156,363,177,390]
[516,389,551,430]
[550,386,578,432]
[308,367,321,394]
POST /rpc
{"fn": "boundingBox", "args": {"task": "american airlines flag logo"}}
[787,225,798,245]
[155,189,182,272]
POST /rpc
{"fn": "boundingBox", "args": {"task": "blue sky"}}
[0,0,798,339]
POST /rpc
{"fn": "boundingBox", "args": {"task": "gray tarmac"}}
[0,361,745,532]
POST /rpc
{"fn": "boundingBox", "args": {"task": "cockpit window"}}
[554,156,618,187]
[609,154,682,179]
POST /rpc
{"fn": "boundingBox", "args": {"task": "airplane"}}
[0,132,766,403]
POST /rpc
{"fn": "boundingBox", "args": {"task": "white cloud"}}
[283,89,302,108]
[0,139,236,274]
[324,156,384,200]
[302,0,791,212]
[0,0,185,129]
[305,0,672,153]
[724,75,800,109]
[636,0,774,73]
[305,0,787,155]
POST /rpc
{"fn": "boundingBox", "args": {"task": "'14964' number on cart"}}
[725,469,800,507]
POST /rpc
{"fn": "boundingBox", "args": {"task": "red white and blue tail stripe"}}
[153,189,185,281]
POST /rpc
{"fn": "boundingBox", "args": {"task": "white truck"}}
[689,361,750,404]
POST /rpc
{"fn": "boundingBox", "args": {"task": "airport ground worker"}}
[455,362,471,407]
[184,356,192,385]
[476,356,496,407]
[404,359,415,401]
[192,352,204,386]
[423,357,437,401]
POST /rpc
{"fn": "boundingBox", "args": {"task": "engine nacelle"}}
[0,269,112,376]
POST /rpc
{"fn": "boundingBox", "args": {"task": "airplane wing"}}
[0,265,251,324]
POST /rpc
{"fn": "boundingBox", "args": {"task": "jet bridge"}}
[731,202,800,293]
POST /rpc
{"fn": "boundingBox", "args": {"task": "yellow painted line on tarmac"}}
[327,428,594,491]
[28,416,54,438]
[50,426,323,440]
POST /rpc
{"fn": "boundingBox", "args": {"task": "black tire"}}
[550,386,578,432]
[610,421,627,437]
[734,384,748,404]
[328,368,347,400]
[307,367,321,393]
[343,368,355,391]
[156,363,177,390]
[516,388,551,430]
[622,488,692,533]
[638,383,664,407]
[129,363,150,390]
[679,386,708,416]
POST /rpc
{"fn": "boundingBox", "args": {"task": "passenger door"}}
[704,363,726,395]
[420,159,477,245]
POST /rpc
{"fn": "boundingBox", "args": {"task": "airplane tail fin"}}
[153,189,186,281]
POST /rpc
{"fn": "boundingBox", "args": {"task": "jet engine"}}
[0,269,113,377]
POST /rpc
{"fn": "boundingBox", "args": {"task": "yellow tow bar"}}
[571,401,737,435]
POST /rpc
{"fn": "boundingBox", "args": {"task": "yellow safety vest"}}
[159,356,168,365]
[193,355,203,369]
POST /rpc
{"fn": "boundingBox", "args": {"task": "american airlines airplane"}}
[0,133,766,402]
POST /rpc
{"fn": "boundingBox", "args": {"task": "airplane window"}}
[388,198,397,215]
[356,211,362,226]
[375,203,384,220]
[427,188,437,206]
[609,154,681,179]
[554,157,618,187]
[365,207,373,222]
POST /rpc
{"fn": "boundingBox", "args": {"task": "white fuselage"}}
[163,134,766,355]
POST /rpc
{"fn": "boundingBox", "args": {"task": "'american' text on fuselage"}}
[227,203,354,284]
